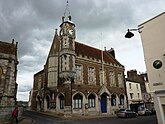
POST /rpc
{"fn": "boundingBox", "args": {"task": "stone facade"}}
[0,40,18,120]
[31,14,127,116]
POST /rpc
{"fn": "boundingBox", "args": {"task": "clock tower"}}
[59,6,76,84]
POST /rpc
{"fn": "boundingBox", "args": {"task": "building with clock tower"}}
[31,2,127,116]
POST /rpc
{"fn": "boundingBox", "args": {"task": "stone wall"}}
[0,40,18,123]
[0,106,23,123]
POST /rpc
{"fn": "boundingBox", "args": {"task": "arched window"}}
[120,94,124,105]
[37,96,41,109]
[46,96,50,109]
[88,94,95,108]
[73,93,83,109]
[111,94,116,106]
[59,94,64,109]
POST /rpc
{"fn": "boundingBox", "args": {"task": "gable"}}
[45,33,60,65]
[98,85,111,96]
[49,35,60,56]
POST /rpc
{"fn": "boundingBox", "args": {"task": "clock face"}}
[153,60,162,69]
[68,29,73,35]
[67,28,74,36]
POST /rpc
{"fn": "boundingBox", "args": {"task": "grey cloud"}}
[18,55,45,73]
[71,0,136,31]
[17,92,29,101]
[18,85,32,92]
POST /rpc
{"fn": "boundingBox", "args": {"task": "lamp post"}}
[125,27,143,38]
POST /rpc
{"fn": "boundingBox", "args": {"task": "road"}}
[24,110,158,124]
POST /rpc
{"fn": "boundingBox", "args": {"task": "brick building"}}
[31,8,126,116]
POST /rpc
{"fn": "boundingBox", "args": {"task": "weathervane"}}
[63,0,71,22]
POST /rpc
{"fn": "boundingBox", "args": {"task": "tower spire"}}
[62,0,72,22]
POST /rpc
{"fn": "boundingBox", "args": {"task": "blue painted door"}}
[101,94,107,113]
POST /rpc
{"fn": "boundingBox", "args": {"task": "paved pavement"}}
[0,109,116,124]
[0,117,33,124]
[22,110,158,124]
[19,117,34,124]
[18,109,116,124]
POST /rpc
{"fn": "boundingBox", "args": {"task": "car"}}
[116,108,137,118]
[138,108,152,116]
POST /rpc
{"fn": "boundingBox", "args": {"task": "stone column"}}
[64,83,72,117]
[107,96,111,114]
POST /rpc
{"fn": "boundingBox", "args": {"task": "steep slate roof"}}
[75,42,123,66]
[0,41,17,55]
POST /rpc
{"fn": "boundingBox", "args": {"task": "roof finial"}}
[12,39,14,44]
[55,29,58,34]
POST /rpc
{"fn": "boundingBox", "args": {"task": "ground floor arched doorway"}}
[101,93,108,113]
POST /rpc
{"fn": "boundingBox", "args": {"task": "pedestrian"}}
[11,106,19,124]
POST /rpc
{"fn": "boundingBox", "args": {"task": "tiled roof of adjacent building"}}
[75,42,122,66]
[0,41,17,55]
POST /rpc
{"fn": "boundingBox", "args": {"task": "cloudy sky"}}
[0,0,165,101]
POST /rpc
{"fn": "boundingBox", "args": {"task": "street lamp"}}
[125,27,143,38]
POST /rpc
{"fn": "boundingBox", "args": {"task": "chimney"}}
[108,48,115,58]
[62,16,65,22]
[12,39,14,44]
[127,70,137,79]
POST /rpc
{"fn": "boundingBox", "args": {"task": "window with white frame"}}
[118,73,124,87]
[88,94,95,108]
[109,71,115,87]
[99,69,106,85]
[73,93,82,109]
[75,64,83,84]
[129,83,132,89]
[111,94,116,106]
[59,94,64,109]
[99,69,103,85]
[88,67,95,84]
[137,93,140,98]
[38,75,42,89]
[130,93,133,99]
[136,84,139,90]
[119,94,124,105]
